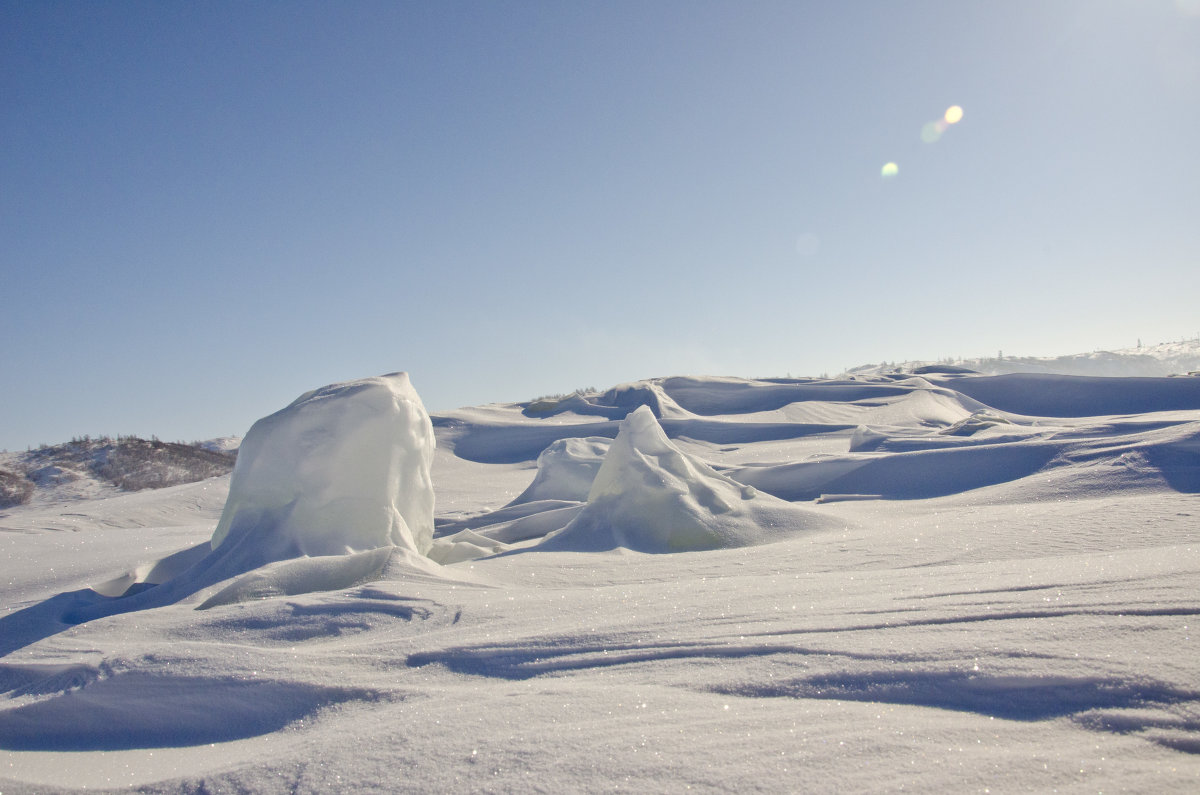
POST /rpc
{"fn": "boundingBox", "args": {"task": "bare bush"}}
[93,439,236,491]
[18,437,237,494]
[0,469,34,509]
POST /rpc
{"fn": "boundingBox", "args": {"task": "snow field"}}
[1,369,1199,791]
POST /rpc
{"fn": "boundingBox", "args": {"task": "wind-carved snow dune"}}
[441,374,988,464]
[539,406,841,552]
[214,372,435,560]
[728,375,1200,502]
[9,373,445,635]
[510,436,611,504]
[154,372,444,610]
[926,372,1200,418]
[431,372,1200,549]
[158,372,442,608]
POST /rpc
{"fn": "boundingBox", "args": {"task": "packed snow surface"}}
[2,369,1200,792]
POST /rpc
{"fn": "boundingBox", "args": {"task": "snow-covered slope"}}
[2,371,1199,792]
[845,337,1200,378]
[0,436,237,507]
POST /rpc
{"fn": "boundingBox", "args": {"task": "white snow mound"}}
[212,372,436,559]
[542,406,838,552]
[511,436,611,504]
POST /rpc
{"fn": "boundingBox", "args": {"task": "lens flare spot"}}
[881,162,899,179]
[944,105,964,124]
[920,122,943,144]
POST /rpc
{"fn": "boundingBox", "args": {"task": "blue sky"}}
[2,0,1198,450]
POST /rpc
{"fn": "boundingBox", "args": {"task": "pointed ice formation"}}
[541,406,838,552]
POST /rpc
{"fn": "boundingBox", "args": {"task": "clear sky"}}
[2,0,1198,450]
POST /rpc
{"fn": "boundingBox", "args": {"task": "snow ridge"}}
[844,338,1200,378]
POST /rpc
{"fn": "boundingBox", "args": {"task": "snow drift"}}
[213,371,436,559]
[541,406,839,552]
[510,436,610,504]
[10,373,442,630]
[180,371,442,606]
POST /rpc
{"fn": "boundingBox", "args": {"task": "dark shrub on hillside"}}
[0,469,34,509]
[18,436,237,494]
[92,438,236,491]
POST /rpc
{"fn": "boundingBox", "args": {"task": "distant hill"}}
[844,338,1200,379]
[0,436,237,509]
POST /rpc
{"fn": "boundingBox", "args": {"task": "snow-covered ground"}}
[2,368,1199,792]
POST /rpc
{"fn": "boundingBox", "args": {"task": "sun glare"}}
[921,105,964,144]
